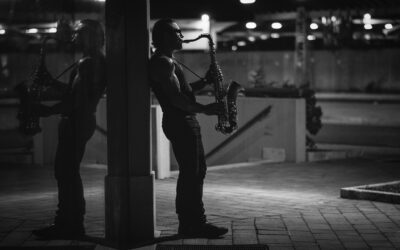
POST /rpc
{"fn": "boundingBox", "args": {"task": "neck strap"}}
[172,57,205,82]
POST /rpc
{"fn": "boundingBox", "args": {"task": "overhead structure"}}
[1,0,400,52]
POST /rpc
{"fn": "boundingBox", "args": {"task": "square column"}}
[105,0,154,248]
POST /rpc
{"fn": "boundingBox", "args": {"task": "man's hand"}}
[33,104,53,117]
[33,68,55,87]
[204,68,214,86]
[202,102,225,116]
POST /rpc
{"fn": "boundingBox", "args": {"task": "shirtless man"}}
[149,19,228,238]
[33,19,106,239]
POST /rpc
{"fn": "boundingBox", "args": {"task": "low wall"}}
[0,97,306,176]
[313,94,400,148]
[169,96,306,168]
[0,99,34,164]
[72,97,306,166]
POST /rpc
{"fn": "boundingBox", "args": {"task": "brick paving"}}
[0,156,400,249]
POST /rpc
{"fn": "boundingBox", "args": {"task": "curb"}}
[307,149,363,162]
[170,159,280,177]
[341,180,400,204]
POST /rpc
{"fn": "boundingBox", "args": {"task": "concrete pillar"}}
[295,7,308,86]
[105,0,154,248]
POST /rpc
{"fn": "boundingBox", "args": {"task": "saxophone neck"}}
[182,33,212,44]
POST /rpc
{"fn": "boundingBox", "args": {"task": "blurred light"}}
[201,14,210,33]
[248,36,256,42]
[246,22,257,29]
[0,29,5,35]
[271,22,282,29]
[310,23,318,30]
[331,16,337,22]
[363,13,372,26]
[363,13,371,20]
[385,23,393,30]
[231,45,238,51]
[201,14,209,22]
[45,28,57,33]
[237,41,246,46]
[307,35,316,41]
[240,0,256,4]
[364,24,373,30]
[95,0,105,2]
[271,33,279,39]
[364,34,371,40]
[260,34,268,40]
[321,17,327,24]
[26,28,38,34]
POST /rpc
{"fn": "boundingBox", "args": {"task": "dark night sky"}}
[0,0,400,23]
[150,0,400,21]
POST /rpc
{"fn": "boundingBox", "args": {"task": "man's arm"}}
[50,79,69,93]
[190,79,208,92]
[40,79,69,101]
[189,67,214,93]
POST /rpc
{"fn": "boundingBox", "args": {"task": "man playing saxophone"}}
[149,19,228,238]
[32,19,106,239]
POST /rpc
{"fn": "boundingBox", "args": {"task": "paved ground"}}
[0,154,400,249]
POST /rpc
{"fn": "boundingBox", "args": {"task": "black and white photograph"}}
[0,0,399,249]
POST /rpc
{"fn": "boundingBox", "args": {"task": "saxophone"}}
[15,20,75,135]
[183,34,243,134]
[15,37,54,135]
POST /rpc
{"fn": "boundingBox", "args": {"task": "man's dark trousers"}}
[53,115,96,228]
[162,113,207,226]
